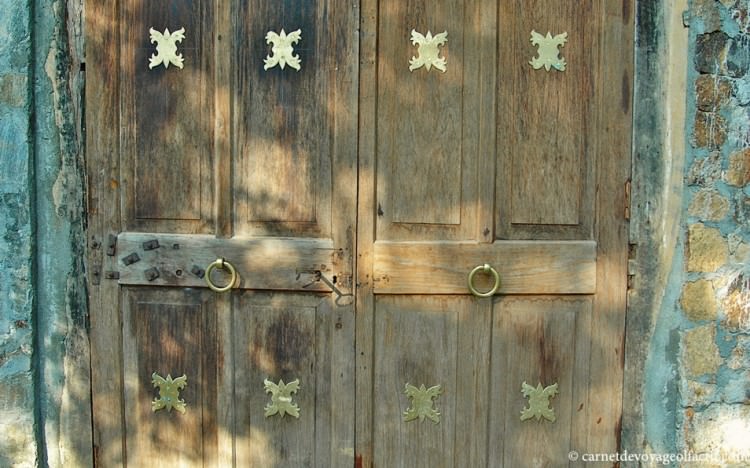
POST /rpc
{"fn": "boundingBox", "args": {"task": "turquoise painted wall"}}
[0,0,37,464]
[1,0,90,466]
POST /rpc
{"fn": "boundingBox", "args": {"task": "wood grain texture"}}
[354,0,379,464]
[374,0,482,241]
[122,288,218,466]
[115,233,337,291]
[234,0,333,237]
[496,0,596,239]
[586,0,632,456]
[488,297,591,467]
[326,0,359,464]
[233,292,333,467]
[374,240,597,294]
[121,0,214,233]
[86,0,124,465]
[372,296,489,468]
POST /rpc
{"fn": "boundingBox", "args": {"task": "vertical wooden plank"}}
[586,0,632,456]
[214,0,232,239]
[475,0,497,243]
[454,299,491,467]
[86,0,124,464]
[213,2,234,465]
[216,296,234,468]
[328,1,358,464]
[355,0,379,464]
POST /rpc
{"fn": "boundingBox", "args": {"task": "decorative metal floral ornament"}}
[264,29,302,71]
[403,383,442,423]
[264,378,301,418]
[148,27,186,70]
[151,373,187,413]
[520,381,558,422]
[529,30,567,72]
[409,30,448,73]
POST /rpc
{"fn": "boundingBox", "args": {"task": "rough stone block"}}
[723,289,750,333]
[682,380,718,407]
[727,35,750,78]
[728,335,750,370]
[687,223,729,272]
[681,325,723,377]
[696,74,733,112]
[681,279,719,321]
[0,73,27,108]
[692,0,724,33]
[688,151,724,186]
[695,32,730,75]
[693,111,727,149]
[689,189,730,221]
[685,404,750,459]
[726,148,750,187]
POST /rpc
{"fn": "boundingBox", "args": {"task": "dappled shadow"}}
[83,0,632,467]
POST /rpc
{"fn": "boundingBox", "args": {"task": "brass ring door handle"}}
[467,264,501,297]
[205,258,237,293]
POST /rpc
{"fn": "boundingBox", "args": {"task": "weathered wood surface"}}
[115,233,337,291]
[373,240,597,294]
[122,288,219,466]
[357,0,632,466]
[86,0,124,464]
[88,0,357,465]
[489,297,592,466]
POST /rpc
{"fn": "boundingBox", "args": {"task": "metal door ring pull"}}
[467,264,500,297]
[205,258,237,293]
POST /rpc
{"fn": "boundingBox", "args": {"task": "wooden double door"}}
[86,0,632,466]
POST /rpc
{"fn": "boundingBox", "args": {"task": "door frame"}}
[70,0,682,465]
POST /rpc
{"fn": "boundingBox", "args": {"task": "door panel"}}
[488,297,592,467]
[235,0,334,236]
[233,292,335,466]
[375,0,481,240]
[121,0,214,232]
[496,1,596,236]
[122,288,219,466]
[372,296,490,467]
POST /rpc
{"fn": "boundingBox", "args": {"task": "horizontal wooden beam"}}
[373,241,597,295]
[115,233,337,292]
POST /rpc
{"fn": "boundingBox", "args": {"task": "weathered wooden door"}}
[87,0,632,466]
[86,0,357,466]
[355,0,632,466]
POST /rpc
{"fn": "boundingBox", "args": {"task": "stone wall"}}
[637,0,750,462]
[679,0,750,458]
